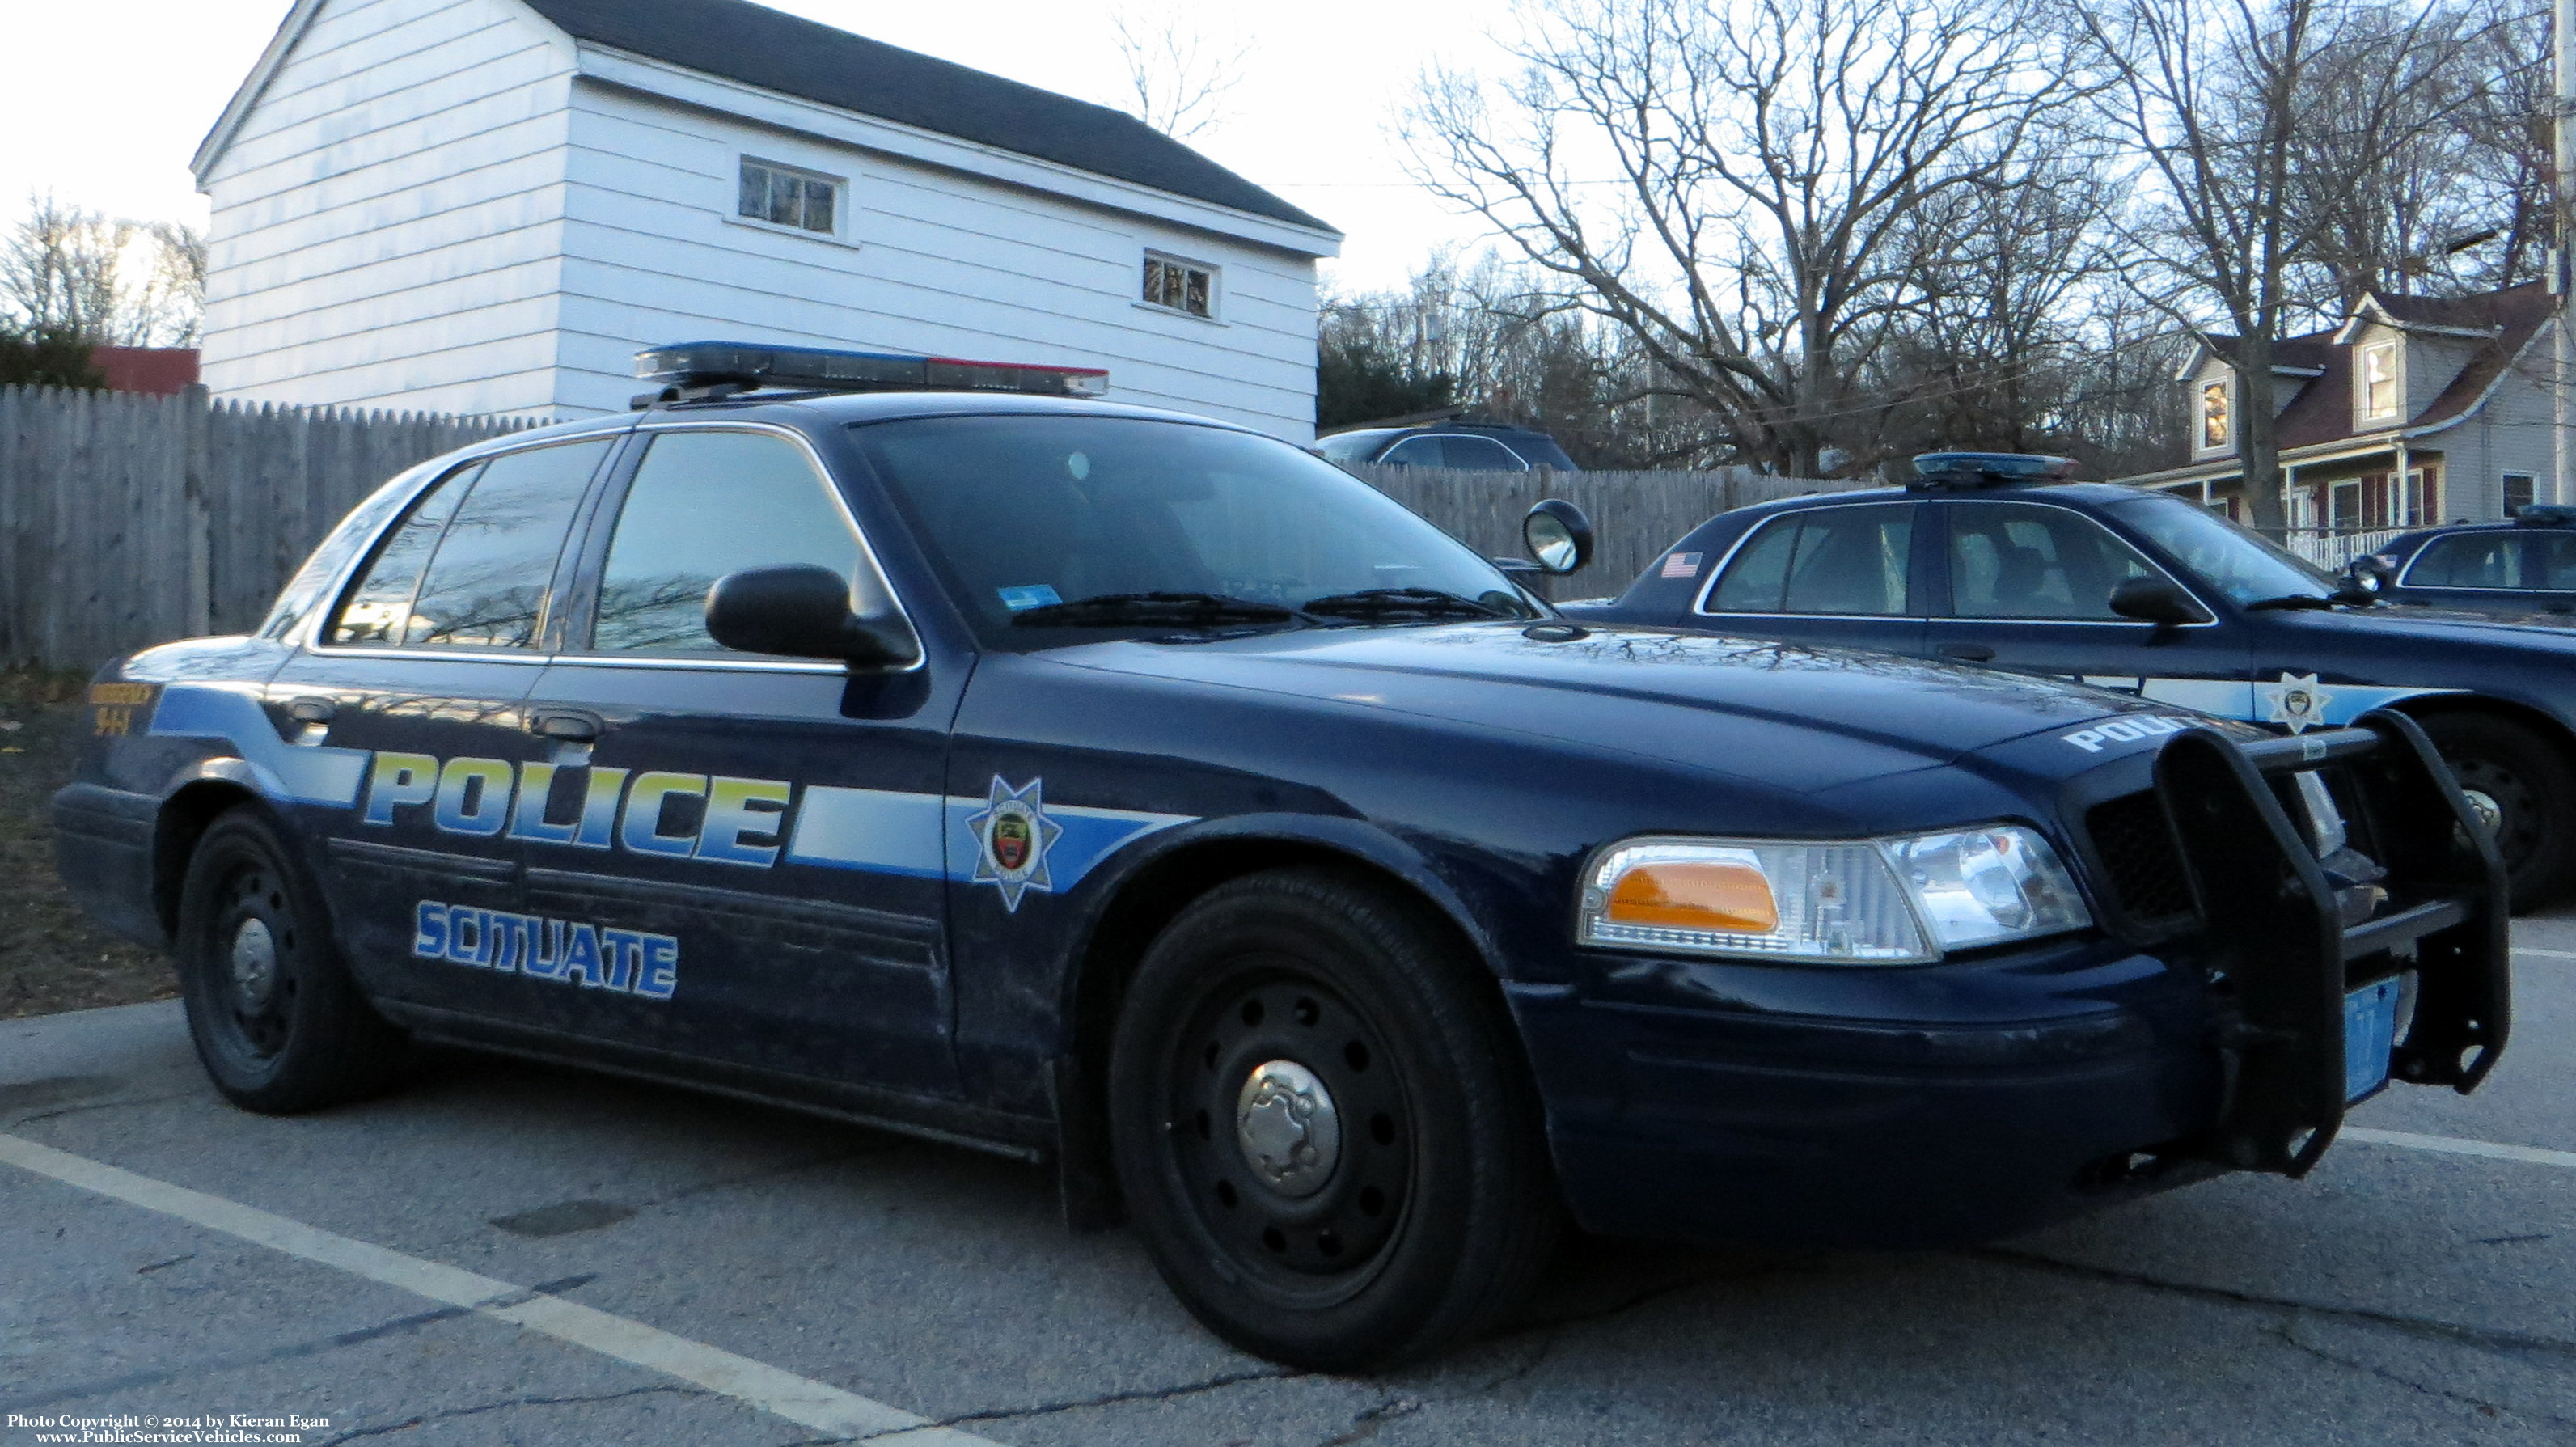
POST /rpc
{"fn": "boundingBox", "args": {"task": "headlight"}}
[1578,826,2089,965]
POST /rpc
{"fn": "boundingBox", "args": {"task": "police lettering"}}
[363,754,790,865]
[412,899,679,1001]
[2061,714,2192,753]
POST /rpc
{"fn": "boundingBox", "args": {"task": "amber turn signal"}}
[1604,860,1780,933]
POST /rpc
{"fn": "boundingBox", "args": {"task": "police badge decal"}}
[968,776,1064,911]
[2262,671,2333,734]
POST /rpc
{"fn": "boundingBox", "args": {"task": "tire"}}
[174,807,410,1112]
[1106,867,1560,1370]
[2420,712,2576,911]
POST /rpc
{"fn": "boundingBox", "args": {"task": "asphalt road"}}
[2,924,2570,1447]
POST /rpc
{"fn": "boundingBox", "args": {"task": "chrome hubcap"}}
[229,917,278,1008]
[2462,788,2505,837]
[1234,1059,1341,1198]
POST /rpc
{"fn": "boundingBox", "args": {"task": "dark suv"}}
[1314,419,1577,472]
[2348,508,2576,615]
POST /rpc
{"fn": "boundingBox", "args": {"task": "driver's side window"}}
[1946,502,2159,620]
[591,430,869,654]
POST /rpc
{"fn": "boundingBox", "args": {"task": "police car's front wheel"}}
[2422,713,2576,910]
[175,808,409,1112]
[1106,868,1559,1370]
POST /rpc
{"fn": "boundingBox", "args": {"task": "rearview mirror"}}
[704,565,920,667]
[2107,576,2206,627]
[1522,498,1595,575]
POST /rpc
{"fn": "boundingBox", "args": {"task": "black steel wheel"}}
[1107,867,1559,1369]
[2422,712,2576,911]
[175,807,408,1112]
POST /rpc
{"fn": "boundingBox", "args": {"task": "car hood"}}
[2293,603,2576,648]
[1043,623,2182,794]
[2349,602,2576,636]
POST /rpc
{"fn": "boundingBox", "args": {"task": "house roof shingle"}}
[518,0,1336,236]
[2198,282,2552,452]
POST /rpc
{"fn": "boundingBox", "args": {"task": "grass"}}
[0,671,174,1019]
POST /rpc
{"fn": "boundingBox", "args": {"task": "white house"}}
[2119,283,2558,531]
[190,0,1342,438]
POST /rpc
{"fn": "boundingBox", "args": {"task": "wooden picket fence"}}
[0,385,544,671]
[1344,463,1858,599]
[0,381,1851,670]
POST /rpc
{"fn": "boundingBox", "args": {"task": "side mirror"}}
[2344,556,2392,597]
[704,565,920,667]
[1522,498,1595,575]
[2107,576,2206,627]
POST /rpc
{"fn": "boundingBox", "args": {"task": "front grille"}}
[2085,790,2197,924]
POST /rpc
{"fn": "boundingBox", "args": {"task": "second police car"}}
[1565,453,2576,908]
[53,353,2507,1369]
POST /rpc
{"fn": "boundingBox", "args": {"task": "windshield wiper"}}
[1298,587,1516,622]
[2244,593,2338,611]
[1011,591,1310,629]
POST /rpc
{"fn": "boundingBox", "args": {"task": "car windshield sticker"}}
[142,683,1195,897]
[1660,552,1704,579]
[967,776,1064,912]
[2061,715,2193,752]
[998,583,1064,611]
[2263,672,2331,734]
[413,901,678,1000]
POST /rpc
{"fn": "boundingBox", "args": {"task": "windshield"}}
[853,415,1540,647]
[1313,429,1398,463]
[2107,493,2341,606]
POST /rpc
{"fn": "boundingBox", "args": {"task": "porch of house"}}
[2152,446,2464,567]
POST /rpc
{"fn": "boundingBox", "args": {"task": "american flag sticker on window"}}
[1660,552,1704,579]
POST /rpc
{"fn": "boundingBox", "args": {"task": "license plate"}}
[2344,977,2402,1102]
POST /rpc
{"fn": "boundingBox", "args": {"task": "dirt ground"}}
[0,671,174,1019]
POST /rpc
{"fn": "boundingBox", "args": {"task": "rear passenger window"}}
[592,431,869,653]
[330,439,608,649]
[330,468,472,646]
[2537,535,2576,590]
[1707,507,1914,616]
[2409,534,2523,589]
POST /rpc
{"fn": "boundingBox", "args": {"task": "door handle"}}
[531,709,603,743]
[1938,643,1998,662]
[287,696,337,725]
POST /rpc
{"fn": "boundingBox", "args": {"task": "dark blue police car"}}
[2345,506,2576,616]
[53,362,2506,1369]
[1566,452,2576,908]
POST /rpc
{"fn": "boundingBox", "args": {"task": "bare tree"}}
[1404,0,2080,476]
[2065,0,2479,532]
[1112,11,1244,140]
[0,195,205,346]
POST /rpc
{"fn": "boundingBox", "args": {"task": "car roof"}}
[1716,480,2164,526]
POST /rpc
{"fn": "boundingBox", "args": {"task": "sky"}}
[0,0,1525,293]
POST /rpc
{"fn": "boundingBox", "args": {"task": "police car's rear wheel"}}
[2421,713,2575,909]
[176,809,408,1112]
[1107,868,1559,1370]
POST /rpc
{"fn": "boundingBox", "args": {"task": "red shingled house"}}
[2121,283,2557,533]
[90,347,201,395]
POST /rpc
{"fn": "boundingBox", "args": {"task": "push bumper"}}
[1512,709,2509,1249]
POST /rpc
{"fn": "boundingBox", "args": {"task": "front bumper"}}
[51,781,167,950]
[1510,941,2220,1248]
[1512,710,2509,1250]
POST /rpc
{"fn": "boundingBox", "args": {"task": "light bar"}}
[633,341,1110,399]
[1909,452,2079,489]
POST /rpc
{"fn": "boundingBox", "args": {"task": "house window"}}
[1142,253,1216,319]
[2200,380,2230,450]
[2505,472,2538,515]
[2359,341,2399,419]
[738,158,840,235]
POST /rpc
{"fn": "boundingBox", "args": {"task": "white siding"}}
[553,86,1320,437]
[198,0,578,416]
[2444,330,2558,518]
